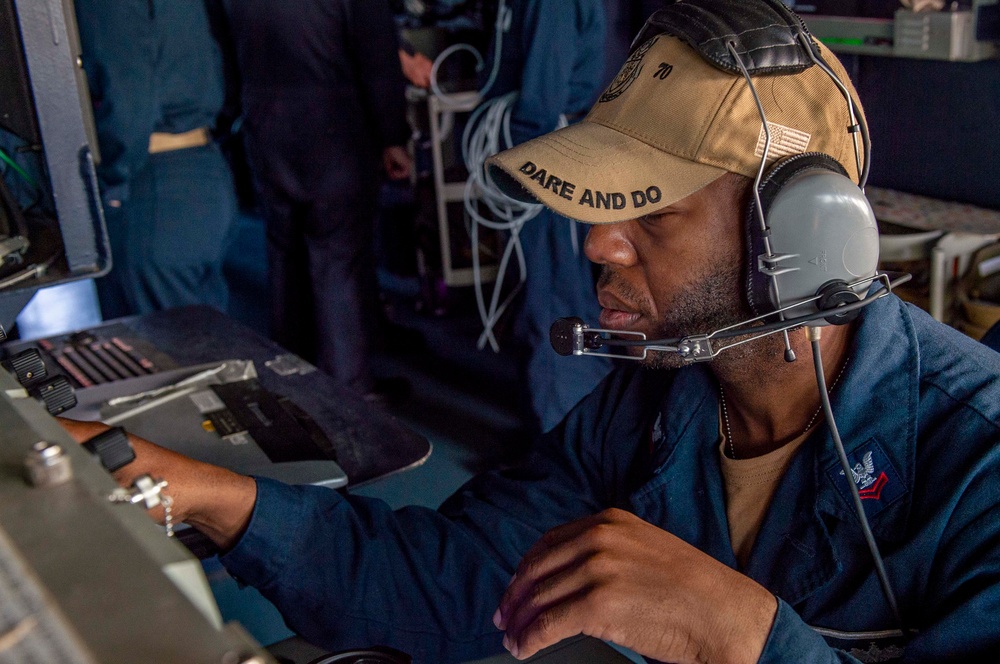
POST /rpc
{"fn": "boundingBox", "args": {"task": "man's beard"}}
[598,259,754,370]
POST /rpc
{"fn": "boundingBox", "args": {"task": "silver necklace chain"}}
[719,357,850,460]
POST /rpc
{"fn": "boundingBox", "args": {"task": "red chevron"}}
[858,472,889,501]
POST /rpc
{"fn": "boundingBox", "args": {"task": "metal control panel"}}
[0,367,276,664]
[1,0,111,331]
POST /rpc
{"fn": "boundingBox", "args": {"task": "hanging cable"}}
[0,147,37,189]
[429,0,511,106]
[424,0,526,351]
[460,91,579,352]
[809,326,904,631]
[461,92,541,351]
[427,0,580,351]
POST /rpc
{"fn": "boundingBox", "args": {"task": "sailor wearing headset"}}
[62,2,1000,662]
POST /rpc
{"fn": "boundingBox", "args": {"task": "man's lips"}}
[600,308,642,329]
[597,291,642,330]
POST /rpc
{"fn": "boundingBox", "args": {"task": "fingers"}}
[412,54,433,88]
[505,589,592,660]
[56,417,109,443]
[395,152,412,179]
[500,511,632,623]
[500,564,596,659]
[494,510,777,663]
[497,516,604,629]
[388,161,410,180]
[497,513,631,660]
[399,50,433,88]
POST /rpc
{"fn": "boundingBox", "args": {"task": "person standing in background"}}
[74,0,237,319]
[483,0,612,434]
[221,0,413,401]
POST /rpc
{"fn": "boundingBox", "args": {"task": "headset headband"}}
[631,0,822,76]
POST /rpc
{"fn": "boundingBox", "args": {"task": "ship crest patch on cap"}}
[600,37,658,103]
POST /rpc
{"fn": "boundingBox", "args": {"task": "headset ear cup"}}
[744,192,771,318]
[743,152,854,318]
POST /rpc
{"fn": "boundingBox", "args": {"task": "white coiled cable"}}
[427,0,576,352]
[461,93,575,352]
[461,92,542,352]
[429,0,511,106]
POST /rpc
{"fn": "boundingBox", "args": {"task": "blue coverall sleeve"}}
[758,600,862,664]
[74,0,158,202]
[507,0,586,146]
[220,397,613,663]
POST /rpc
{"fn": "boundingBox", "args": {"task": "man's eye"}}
[638,212,669,227]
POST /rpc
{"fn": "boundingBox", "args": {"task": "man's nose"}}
[584,222,636,268]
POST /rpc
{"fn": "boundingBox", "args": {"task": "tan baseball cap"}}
[486,34,864,224]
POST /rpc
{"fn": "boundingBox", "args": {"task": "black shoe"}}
[363,376,412,407]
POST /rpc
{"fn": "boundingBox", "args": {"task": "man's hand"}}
[398,48,434,89]
[382,145,412,181]
[494,509,777,663]
[58,418,256,550]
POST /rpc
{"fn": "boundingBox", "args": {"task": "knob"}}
[82,427,135,472]
[6,348,47,387]
[24,441,73,487]
[31,376,77,415]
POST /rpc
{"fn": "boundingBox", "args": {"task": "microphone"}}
[549,317,605,357]
[550,272,911,363]
[548,318,688,360]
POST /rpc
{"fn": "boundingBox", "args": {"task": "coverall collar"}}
[633,295,917,606]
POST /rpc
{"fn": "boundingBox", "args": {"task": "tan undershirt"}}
[719,415,814,568]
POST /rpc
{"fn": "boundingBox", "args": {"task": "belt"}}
[148,127,211,154]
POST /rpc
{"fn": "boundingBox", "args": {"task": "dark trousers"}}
[97,143,236,318]
[258,180,379,394]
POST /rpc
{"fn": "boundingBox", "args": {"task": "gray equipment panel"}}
[0,367,276,664]
[63,363,349,489]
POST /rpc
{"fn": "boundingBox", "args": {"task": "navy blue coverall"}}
[75,0,235,318]
[485,0,612,433]
[221,0,409,394]
[221,295,1000,662]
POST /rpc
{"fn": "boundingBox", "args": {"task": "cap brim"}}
[486,120,727,224]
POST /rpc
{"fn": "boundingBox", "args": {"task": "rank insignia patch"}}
[827,440,905,519]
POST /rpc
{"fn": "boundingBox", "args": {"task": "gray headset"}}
[634,0,880,343]
[629,3,909,632]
